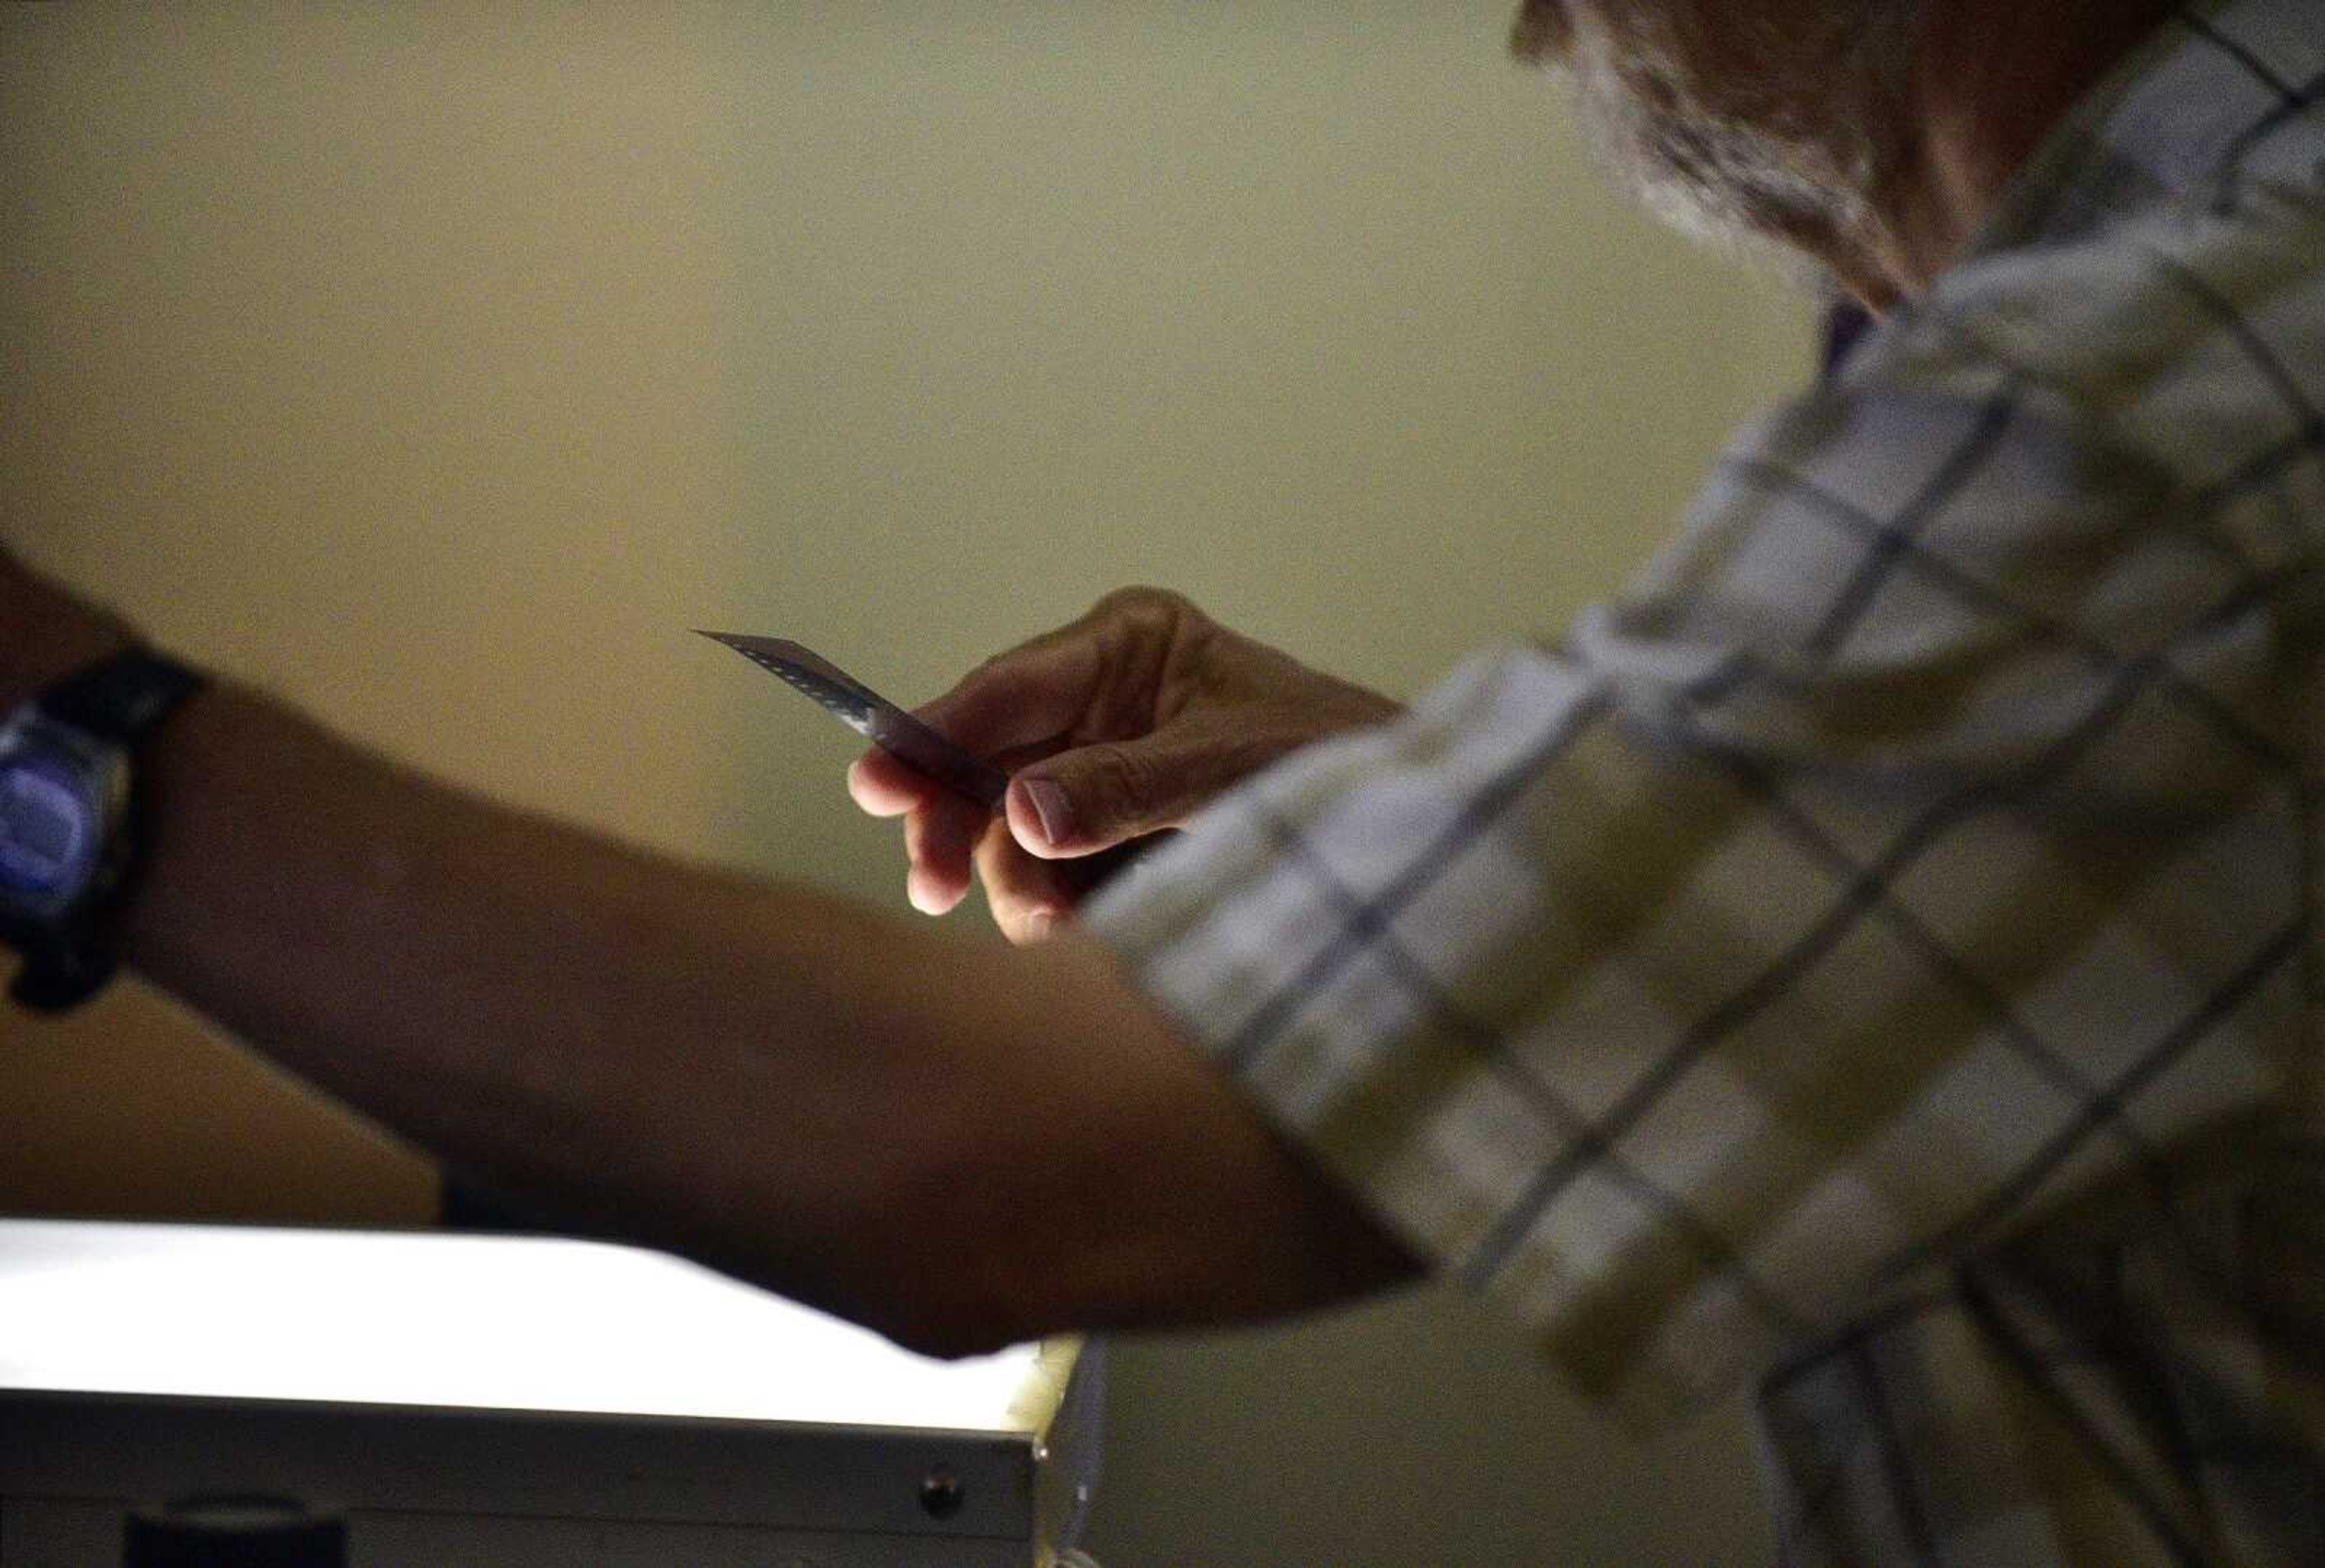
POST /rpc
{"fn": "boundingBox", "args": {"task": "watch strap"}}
[11,927,119,1012]
[39,645,209,746]
[8,645,206,1012]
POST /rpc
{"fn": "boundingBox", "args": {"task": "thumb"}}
[1005,723,1257,859]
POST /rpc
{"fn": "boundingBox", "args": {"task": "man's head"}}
[1511,0,1927,291]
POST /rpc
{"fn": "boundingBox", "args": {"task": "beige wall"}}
[1,5,1810,1561]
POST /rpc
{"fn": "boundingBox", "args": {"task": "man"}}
[3,0,2319,1560]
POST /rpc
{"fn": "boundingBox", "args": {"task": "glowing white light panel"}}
[0,1219,1061,1434]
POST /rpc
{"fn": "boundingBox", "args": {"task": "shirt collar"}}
[1964,0,2325,260]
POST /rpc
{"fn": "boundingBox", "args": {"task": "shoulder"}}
[1855,182,2325,500]
[1667,183,2325,618]
[1593,186,2325,705]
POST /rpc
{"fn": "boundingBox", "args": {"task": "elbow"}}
[814,1142,1079,1363]
[844,1224,1063,1363]
[874,1302,1031,1363]
[828,1097,1424,1359]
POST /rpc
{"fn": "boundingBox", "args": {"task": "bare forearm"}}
[110,674,1413,1351]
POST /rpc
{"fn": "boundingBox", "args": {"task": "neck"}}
[1838,0,2180,309]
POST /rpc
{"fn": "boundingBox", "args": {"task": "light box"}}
[0,1219,1099,1566]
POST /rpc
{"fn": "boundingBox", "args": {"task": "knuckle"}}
[926,664,1001,723]
[1080,740,1156,815]
[1094,584,1199,627]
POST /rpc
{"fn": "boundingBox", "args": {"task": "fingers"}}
[900,807,1139,942]
[852,588,1209,825]
[911,624,1105,762]
[912,587,1201,760]
[1002,718,1259,859]
[847,749,936,819]
[846,587,1220,928]
[902,794,988,915]
[974,823,1078,945]
[977,829,1174,944]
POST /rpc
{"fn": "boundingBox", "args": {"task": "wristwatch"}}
[0,647,206,1012]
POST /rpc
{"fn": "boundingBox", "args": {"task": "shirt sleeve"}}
[1081,341,2310,1424]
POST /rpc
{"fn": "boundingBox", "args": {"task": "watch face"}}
[0,753,102,906]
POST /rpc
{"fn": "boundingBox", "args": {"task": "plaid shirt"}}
[1086,2,2325,1561]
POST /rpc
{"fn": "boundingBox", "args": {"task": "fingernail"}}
[1023,779,1073,848]
[906,866,948,916]
[1024,909,1056,944]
